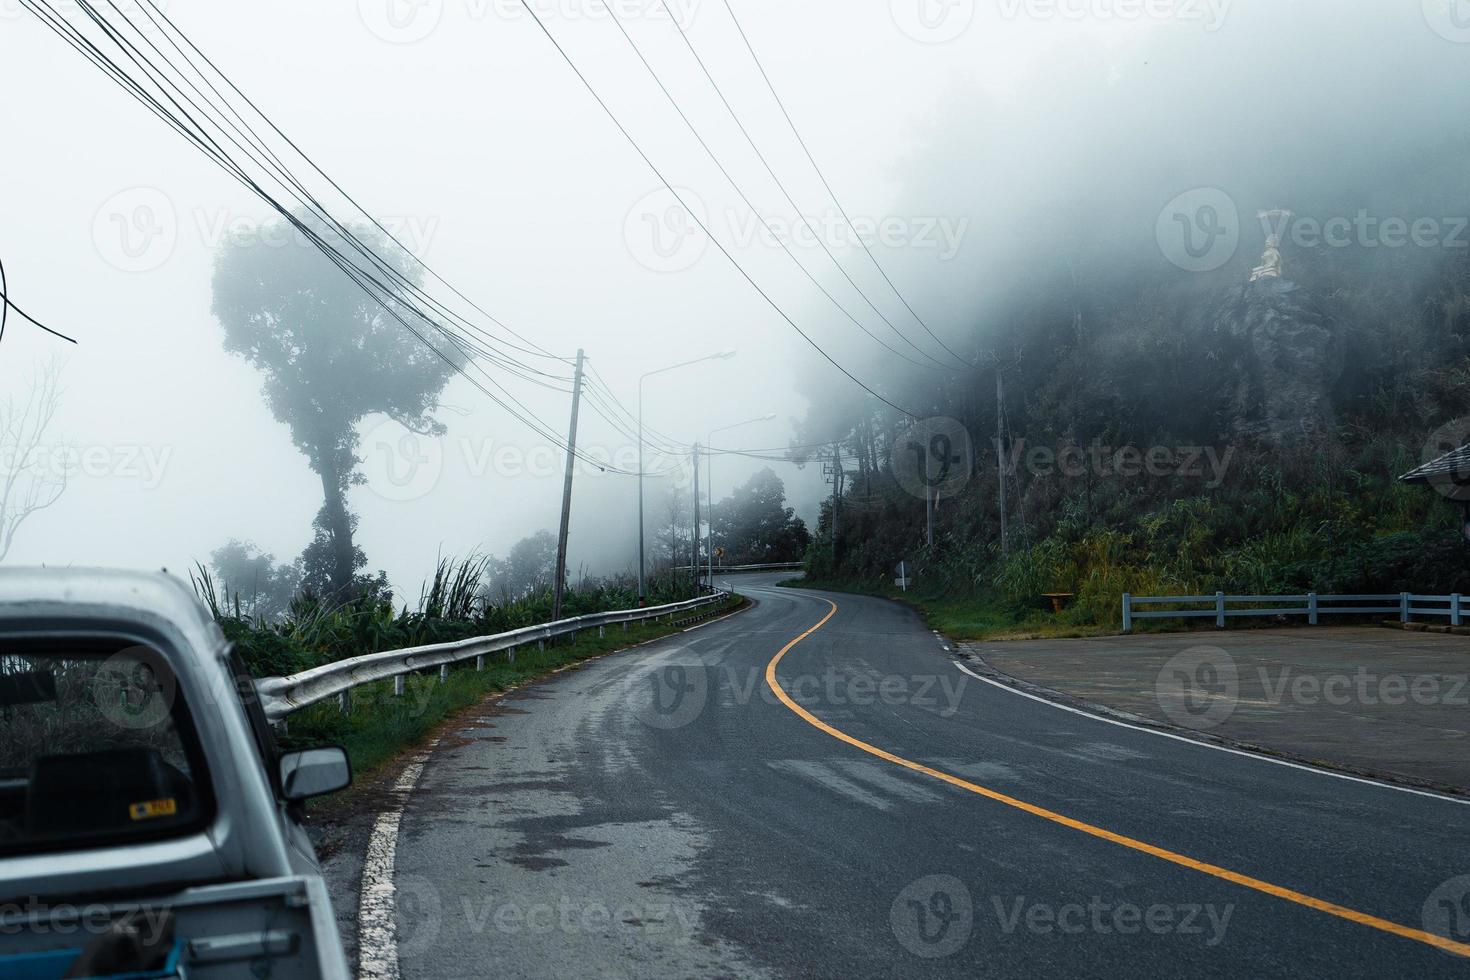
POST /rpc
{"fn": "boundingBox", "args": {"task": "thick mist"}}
[2,1,1465,601]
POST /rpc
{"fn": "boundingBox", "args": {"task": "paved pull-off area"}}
[344,576,1470,977]
[971,626,1470,793]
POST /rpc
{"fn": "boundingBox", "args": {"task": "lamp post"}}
[706,413,776,587]
[638,350,736,604]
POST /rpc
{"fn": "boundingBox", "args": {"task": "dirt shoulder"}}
[961,625,1470,796]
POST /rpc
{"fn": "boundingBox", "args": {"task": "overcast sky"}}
[1,0,1460,598]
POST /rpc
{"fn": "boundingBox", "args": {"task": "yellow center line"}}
[764,597,1470,958]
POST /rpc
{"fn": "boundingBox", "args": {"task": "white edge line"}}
[353,598,750,976]
[356,740,439,980]
[682,599,748,632]
[952,661,1470,807]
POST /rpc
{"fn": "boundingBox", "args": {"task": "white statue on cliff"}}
[1250,210,1292,283]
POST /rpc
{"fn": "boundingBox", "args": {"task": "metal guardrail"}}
[255,591,732,722]
[1121,592,1465,633]
[676,562,804,574]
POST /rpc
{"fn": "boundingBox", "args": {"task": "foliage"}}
[211,212,463,600]
[197,555,708,680]
[484,530,558,601]
[790,181,1470,634]
[711,468,810,565]
[207,539,300,622]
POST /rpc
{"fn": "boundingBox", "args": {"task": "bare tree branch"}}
[0,359,67,562]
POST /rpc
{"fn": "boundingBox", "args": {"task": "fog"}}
[1,0,1464,597]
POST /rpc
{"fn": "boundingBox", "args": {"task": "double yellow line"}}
[764,597,1470,958]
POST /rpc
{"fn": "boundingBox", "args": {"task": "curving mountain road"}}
[379,574,1470,978]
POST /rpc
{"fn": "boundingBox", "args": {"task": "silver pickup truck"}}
[0,568,351,979]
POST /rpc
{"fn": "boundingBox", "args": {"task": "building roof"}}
[1400,443,1470,500]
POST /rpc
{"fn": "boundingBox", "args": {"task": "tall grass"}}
[195,556,707,679]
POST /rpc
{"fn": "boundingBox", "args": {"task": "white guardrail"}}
[1122,592,1465,633]
[675,562,804,573]
[254,591,732,722]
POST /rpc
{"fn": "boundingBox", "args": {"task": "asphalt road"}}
[384,575,1470,978]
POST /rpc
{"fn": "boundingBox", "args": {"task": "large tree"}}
[711,468,810,566]
[212,213,462,599]
[485,530,558,600]
[208,539,300,621]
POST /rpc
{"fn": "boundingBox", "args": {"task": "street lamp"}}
[706,413,776,586]
[638,350,736,603]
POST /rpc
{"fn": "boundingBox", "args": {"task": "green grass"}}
[278,597,743,779]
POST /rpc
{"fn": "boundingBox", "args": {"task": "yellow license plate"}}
[128,798,178,821]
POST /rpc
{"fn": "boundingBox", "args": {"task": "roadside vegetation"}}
[792,253,1470,639]
[193,553,734,777]
[268,606,734,777]
[797,449,1469,642]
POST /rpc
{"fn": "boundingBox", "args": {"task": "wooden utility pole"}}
[551,349,585,622]
[691,442,702,592]
[830,443,842,560]
[926,487,935,549]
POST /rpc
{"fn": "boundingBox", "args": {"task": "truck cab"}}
[0,568,350,978]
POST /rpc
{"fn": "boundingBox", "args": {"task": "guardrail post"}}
[508,646,516,664]
[476,654,485,671]
[537,639,544,653]
[1215,592,1226,629]
[1401,592,1411,624]
[1122,593,1132,634]
[338,690,350,714]
[439,664,449,684]
[599,625,606,639]
[1454,595,1463,628]
[1308,592,1318,626]
[394,674,405,697]
[622,622,628,632]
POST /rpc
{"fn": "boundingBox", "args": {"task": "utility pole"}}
[706,450,714,590]
[691,442,702,592]
[926,488,935,549]
[828,443,841,561]
[551,349,585,622]
[996,363,1010,558]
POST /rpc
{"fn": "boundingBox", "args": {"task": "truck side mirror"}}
[279,747,352,801]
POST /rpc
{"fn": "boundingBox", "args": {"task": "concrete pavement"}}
[970,626,1470,793]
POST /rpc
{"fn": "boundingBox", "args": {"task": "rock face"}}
[1209,278,1341,448]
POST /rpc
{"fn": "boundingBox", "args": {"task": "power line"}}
[27,0,572,389]
[715,0,973,369]
[136,0,572,366]
[517,0,919,420]
[111,0,570,377]
[0,285,80,346]
[583,365,691,453]
[23,0,628,474]
[652,0,962,371]
[602,4,942,372]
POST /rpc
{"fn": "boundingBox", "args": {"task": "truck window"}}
[226,646,280,788]
[0,638,213,854]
